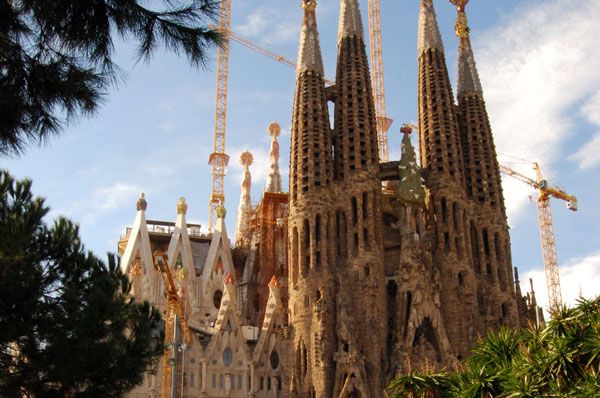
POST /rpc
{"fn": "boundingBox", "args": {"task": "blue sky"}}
[2,0,599,310]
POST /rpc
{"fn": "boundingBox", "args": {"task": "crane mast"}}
[367,0,392,162]
[499,163,578,311]
[208,0,232,232]
[153,251,192,398]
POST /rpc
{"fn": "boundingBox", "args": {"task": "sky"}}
[2,0,599,312]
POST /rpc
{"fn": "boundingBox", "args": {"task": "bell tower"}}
[288,1,337,396]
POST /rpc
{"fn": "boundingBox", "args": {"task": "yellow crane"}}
[499,163,578,311]
[218,16,391,159]
[212,24,335,86]
[153,251,192,398]
[367,0,393,162]
[208,0,232,232]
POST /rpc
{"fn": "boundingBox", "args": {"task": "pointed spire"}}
[529,278,537,307]
[514,267,522,297]
[418,0,444,55]
[290,0,333,202]
[338,0,364,42]
[265,122,282,193]
[396,125,426,205]
[297,0,324,75]
[235,151,253,246]
[333,0,379,175]
[454,1,482,97]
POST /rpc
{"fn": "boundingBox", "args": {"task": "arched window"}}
[270,350,280,369]
[223,348,233,367]
[213,290,223,309]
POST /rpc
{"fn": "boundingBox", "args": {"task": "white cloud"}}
[522,250,600,314]
[82,183,143,225]
[235,9,268,37]
[475,0,600,224]
[570,91,600,169]
[234,8,299,46]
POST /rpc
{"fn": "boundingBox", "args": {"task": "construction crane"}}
[217,20,391,158]
[208,0,232,232]
[499,163,578,311]
[367,0,393,162]
[153,251,192,398]
[211,24,335,86]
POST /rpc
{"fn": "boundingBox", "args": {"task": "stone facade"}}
[119,1,541,397]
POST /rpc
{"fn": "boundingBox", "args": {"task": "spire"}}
[529,278,537,307]
[514,267,522,297]
[235,151,253,247]
[290,0,332,203]
[333,0,379,177]
[418,0,444,55]
[265,122,282,193]
[454,1,482,97]
[453,0,504,209]
[417,0,464,184]
[396,125,426,205]
[338,0,364,42]
[297,0,323,76]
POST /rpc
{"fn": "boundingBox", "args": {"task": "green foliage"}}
[0,170,164,397]
[388,297,600,397]
[0,0,221,156]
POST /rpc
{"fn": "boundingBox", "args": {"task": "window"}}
[223,348,233,367]
[213,290,223,309]
[270,350,280,369]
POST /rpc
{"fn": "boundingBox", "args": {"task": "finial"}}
[268,122,281,138]
[176,197,188,215]
[268,275,279,287]
[240,151,254,167]
[136,192,147,211]
[216,205,227,219]
[450,0,470,39]
[400,123,415,135]
[302,0,316,11]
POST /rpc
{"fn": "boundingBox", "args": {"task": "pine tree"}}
[0,170,164,397]
[0,0,221,156]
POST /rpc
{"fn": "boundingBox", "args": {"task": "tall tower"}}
[332,0,386,393]
[234,151,253,247]
[265,122,283,193]
[417,0,476,358]
[288,1,336,396]
[453,0,518,328]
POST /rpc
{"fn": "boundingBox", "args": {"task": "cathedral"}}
[119,0,542,396]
